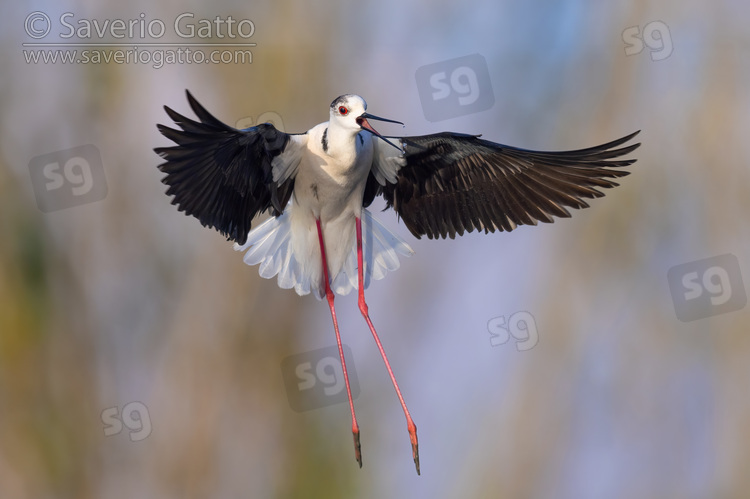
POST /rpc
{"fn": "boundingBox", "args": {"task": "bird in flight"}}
[155,90,640,475]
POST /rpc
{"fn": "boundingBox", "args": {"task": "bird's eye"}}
[338,106,349,115]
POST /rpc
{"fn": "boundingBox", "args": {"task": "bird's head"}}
[329,94,404,151]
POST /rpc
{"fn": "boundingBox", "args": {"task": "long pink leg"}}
[316,219,362,468]
[356,217,420,475]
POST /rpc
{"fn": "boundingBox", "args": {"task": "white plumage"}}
[234,204,413,298]
[231,97,413,299]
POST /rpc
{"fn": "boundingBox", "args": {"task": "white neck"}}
[323,120,361,160]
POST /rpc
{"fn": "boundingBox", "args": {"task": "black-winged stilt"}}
[155,90,640,474]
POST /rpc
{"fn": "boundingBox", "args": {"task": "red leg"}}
[316,219,362,468]
[356,217,420,475]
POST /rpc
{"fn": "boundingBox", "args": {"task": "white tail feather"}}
[234,207,414,299]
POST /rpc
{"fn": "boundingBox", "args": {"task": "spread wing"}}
[154,90,306,245]
[375,131,640,239]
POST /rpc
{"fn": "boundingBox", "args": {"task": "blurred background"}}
[2,0,749,497]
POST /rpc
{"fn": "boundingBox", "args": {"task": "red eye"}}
[338,106,349,115]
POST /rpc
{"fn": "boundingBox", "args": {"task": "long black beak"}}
[356,112,404,152]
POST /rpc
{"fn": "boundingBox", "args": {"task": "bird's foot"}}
[353,428,362,468]
[408,422,420,475]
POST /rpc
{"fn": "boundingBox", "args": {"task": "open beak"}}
[356,113,404,152]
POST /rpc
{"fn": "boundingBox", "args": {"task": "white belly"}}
[232,125,413,299]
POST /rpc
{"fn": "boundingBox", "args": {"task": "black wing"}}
[154,90,303,245]
[379,131,641,239]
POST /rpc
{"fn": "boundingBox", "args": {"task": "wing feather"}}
[155,90,306,245]
[379,131,641,239]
